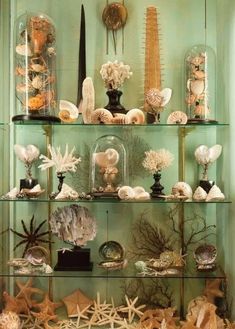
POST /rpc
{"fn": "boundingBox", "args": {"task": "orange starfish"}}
[203,279,224,304]
[15,278,44,308]
[34,293,62,317]
[31,309,58,327]
[3,291,29,314]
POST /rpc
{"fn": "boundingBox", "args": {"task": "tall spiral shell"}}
[91,108,113,124]
[126,108,145,124]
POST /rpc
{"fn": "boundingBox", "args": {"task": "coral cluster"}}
[142,149,174,174]
[100,60,132,90]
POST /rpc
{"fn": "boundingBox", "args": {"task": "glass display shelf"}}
[0,197,231,204]
[1,264,225,279]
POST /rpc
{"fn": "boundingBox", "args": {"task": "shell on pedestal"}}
[167,111,188,124]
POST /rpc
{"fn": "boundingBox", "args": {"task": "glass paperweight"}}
[90,135,127,198]
[13,12,60,122]
[185,45,217,124]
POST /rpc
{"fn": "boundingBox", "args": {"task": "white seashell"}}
[133,186,146,196]
[59,100,79,122]
[205,185,225,202]
[172,182,192,199]
[81,77,95,123]
[112,113,130,124]
[195,144,222,165]
[55,183,79,200]
[167,111,188,124]
[134,191,150,200]
[14,144,40,164]
[16,44,32,56]
[5,187,19,199]
[145,88,172,108]
[91,108,113,124]
[126,108,145,124]
[30,184,43,193]
[94,148,119,168]
[118,186,135,200]
[188,79,205,96]
[193,186,207,201]
[44,264,53,273]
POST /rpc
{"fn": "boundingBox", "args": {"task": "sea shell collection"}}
[15,13,56,116]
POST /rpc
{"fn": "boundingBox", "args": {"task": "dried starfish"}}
[16,278,44,308]
[34,293,62,317]
[3,291,29,314]
[119,295,146,323]
[203,279,224,304]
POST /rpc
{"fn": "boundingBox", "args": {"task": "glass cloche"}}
[185,45,217,124]
[13,12,60,122]
[90,135,128,197]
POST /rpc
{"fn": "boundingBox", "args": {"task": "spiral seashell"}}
[112,113,130,124]
[167,111,188,124]
[59,100,79,123]
[91,108,113,124]
[118,186,135,200]
[126,108,145,124]
[133,186,146,196]
[94,148,119,167]
[145,88,172,108]
[172,182,192,199]
[205,185,225,202]
[134,191,150,200]
[193,186,207,201]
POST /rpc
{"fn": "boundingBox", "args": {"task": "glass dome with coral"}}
[90,135,128,198]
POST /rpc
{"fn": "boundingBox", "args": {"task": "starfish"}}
[3,291,29,314]
[34,293,62,317]
[203,278,224,303]
[86,292,112,323]
[75,305,89,326]
[119,295,146,323]
[16,278,44,308]
[31,309,58,327]
[62,289,93,318]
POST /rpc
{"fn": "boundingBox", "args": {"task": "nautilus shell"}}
[172,182,192,199]
[91,108,113,124]
[112,113,130,124]
[59,100,79,123]
[194,144,222,165]
[94,148,120,168]
[167,111,188,124]
[205,185,225,202]
[118,186,135,200]
[145,88,172,108]
[193,186,207,201]
[126,108,145,124]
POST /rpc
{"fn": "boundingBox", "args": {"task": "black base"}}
[12,114,61,123]
[150,193,165,199]
[54,248,93,271]
[187,118,218,124]
[199,180,215,193]
[92,192,119,199]
[20,178,38,190]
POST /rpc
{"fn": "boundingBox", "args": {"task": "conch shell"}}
[205,185,225,202]
[126,108,145,124]
[5,187,19,199]
[94,148,119,168]
[14,144,40,164]
[193,186,207,201]
[91,108,113,124]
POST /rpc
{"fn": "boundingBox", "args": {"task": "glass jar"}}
[13,12,60,122]
[185,45,217,124]
[90,135,128,197]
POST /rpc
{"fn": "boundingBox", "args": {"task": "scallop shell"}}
[16,44,32,56]
[172,182,192,199]
[145,88,172,108]
[91,108,113,124]
[94,148,119,167]
[55,183,79,200]
[59,100,79,123]
[126,108,145,124]
[112,113,130,124]
[167,111,188,124]
[193,186,207,201]
[205,185,225,202]
[118,186,135,200]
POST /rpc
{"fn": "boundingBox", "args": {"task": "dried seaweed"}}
[128,211,173,261]
[122,278,173,309]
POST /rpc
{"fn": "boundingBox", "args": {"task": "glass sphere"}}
[185,44,217,123]
[90,135,128,197]
[13,12,60,122]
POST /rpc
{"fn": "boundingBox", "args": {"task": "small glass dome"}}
[185,44,217,123]
[13,12,60,122]
[90,135,128,197]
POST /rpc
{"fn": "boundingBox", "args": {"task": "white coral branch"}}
[38,144,81,173]
[143,149,174,174]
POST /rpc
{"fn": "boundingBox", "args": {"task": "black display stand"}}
[54,247,93,271]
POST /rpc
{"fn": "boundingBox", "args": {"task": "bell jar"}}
[185,45,217,124]
[13,12,60,122]
[90,135,128,198]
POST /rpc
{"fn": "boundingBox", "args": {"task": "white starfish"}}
[119,295,146,323]
[86,292,112,323]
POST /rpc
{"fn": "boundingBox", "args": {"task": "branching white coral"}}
[142,149,174,174]
[38,144,81,173]
[100,60,133,90]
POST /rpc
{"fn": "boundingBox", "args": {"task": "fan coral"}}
[142,149,174,174]
[38,144,81,173]
[100,60,132,90]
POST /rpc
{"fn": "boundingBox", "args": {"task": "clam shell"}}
[172,182,192,199]
[193,186,207,201]
[94,148,119,167]
[167,111,188,124]
[145,88,172,108]
[59,100,79,122]
[126,108,145,124]
[14,144,40,164]
[118,186,135,200]
[16,44,32,56]
[205,185,225,202]
[55,183,79,200]
[91,108,113,124]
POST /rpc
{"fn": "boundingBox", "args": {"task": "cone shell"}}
[205,185,225,202]
[59,100,79,122]
[172,182,192,199]
[167,111,188,124]
[126,108,145,124]
[118,186,135,200]
[193,186,207,201]
[91,108,113,124]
